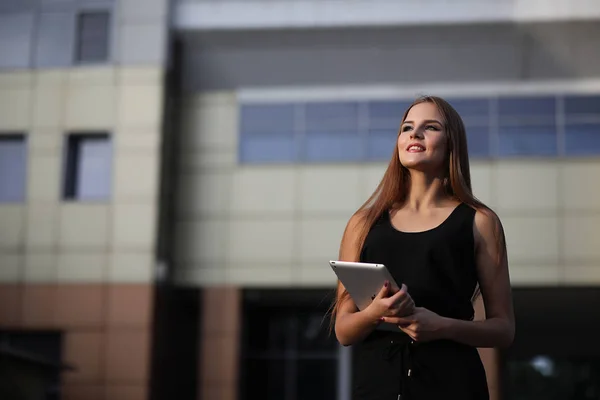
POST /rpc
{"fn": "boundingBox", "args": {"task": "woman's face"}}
[397,102,448,173]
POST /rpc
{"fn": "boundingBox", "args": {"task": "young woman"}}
[331,96,515,399]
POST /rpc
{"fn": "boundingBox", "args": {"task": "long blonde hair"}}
[329,95,506,329]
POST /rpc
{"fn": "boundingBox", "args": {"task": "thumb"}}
[375,280,390,299]
[396,283,409,296]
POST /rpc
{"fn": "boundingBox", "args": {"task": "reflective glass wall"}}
[240,95,600,164]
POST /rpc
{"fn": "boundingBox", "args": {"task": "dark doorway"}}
[503,287,600,400]
[239,289,338,400]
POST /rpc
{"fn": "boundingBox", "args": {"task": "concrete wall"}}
[0,67,164,285]
[173,0,600,30]
[178,22,600,91]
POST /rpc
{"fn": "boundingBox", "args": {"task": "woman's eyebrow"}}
[402,119,443,125]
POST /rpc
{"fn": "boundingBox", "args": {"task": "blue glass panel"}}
[370,119,400,131]
[240,135,297,163]
[498,96,556,117]
[77,137,112,200]
[498,125,557,156]
[368,100,413,119]
[367,129,397,161]
[0,14,34,69]
[565,123,600,156]
[305,102,359,132]
[304,132,363,162]
[465,125,490,157]
[76,11,110,64]
[241,104,295,134]
[0,136,26,202]
[446,98,490,117]
[564,95,600,115]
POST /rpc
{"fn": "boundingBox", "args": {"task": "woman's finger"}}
[382,316,414,325]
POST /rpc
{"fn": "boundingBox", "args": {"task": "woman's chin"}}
[400,159,441,174]
[400,159,429,170]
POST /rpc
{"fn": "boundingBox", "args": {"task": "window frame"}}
[62,132,112,202]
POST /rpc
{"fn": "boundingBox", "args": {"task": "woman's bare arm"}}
[441,209,515,348]
[334,213,382,346]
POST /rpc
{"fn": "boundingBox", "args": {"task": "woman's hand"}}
[365,282,415,322]
[382,307,449,343]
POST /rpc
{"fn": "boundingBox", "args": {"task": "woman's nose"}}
[410,130,423,139]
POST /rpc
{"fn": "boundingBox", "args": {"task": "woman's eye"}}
[401,126,412,132]
[426,125,440,131]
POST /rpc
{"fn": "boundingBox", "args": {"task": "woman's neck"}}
[404,170,448,211]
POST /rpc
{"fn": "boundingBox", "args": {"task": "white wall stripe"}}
[238,79,600,103]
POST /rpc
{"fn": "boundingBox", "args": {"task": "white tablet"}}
[329,260,401,311]
[330,260,406,332]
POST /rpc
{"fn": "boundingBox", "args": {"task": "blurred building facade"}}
[2,0,600,399]
[0,0,169,398]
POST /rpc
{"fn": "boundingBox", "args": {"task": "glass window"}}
[0,135,27,203]
[0,0,36,14]
[498,124,558,157]
[243,359,287,398]
[447,98,490,118]
[297,359,338,399]
[35,12,73,68]
[63,133,112,201]
[498,98,557,158]
[75,11,110,63]
[564,95,600,116]
[368,100,412,119]
[465,125,490,158]
[240,104,297,163]
[304,102,363,162]
[306,102,359,132]
[241,104,295,134]
[304,131,363,162]
[447,98,490,127]
[368,100,411,130]
[295,311,337,352]
[237,93,600,164]
[367,129,396,161]
[240,135,298,164]
[0,330,63,400]
[0,14,34,69]
[240,290,339,400]
[505,287,600,400]
[565,123,600,156]
[499,96,556,117]
[506,356,600,400]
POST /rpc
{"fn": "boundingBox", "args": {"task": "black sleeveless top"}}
[352,203,489,400]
